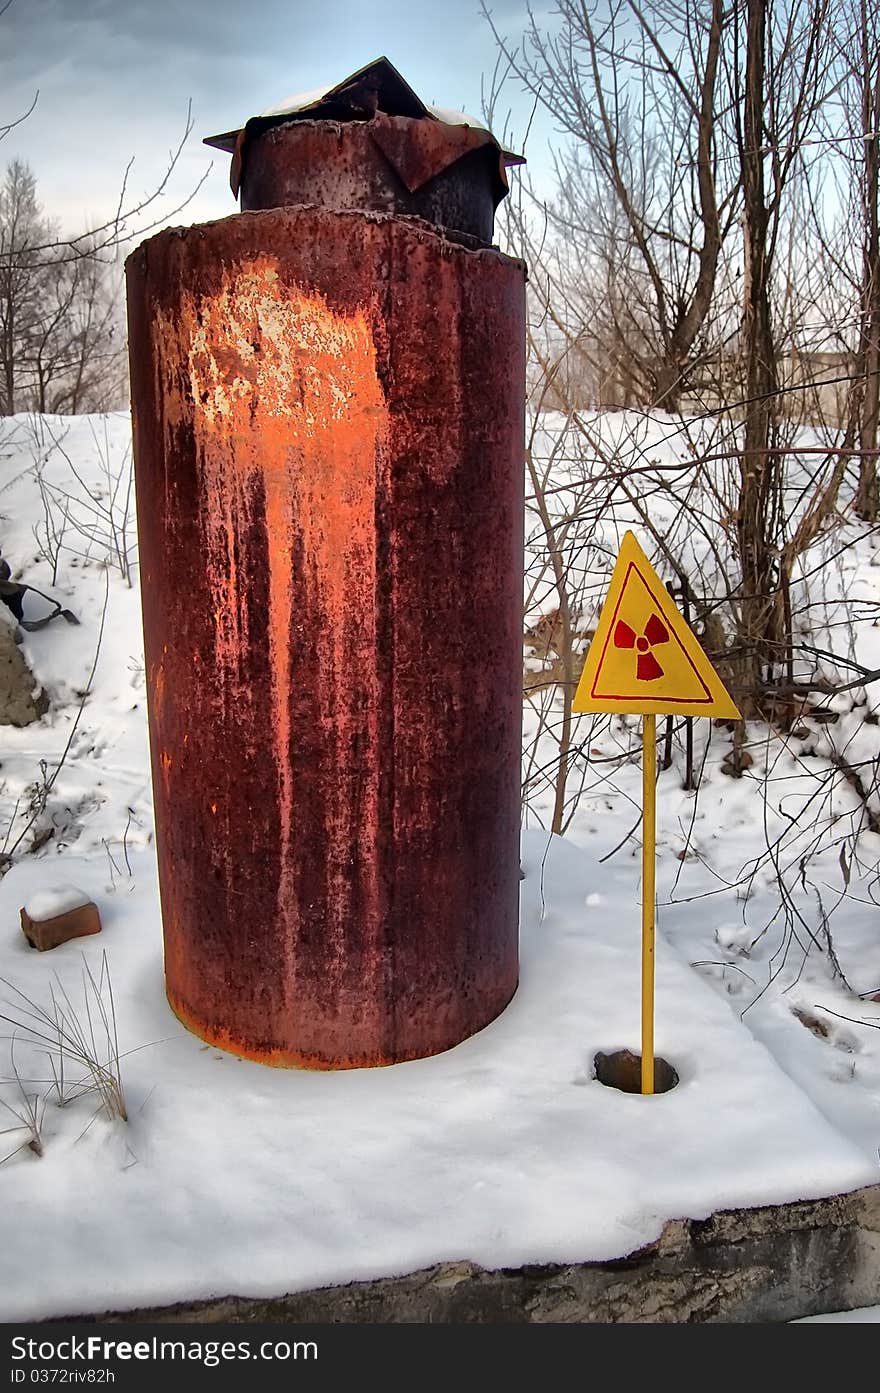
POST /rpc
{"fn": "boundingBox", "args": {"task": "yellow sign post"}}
[573,531,740,1094]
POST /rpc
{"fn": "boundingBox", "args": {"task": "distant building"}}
[537,342,855,427]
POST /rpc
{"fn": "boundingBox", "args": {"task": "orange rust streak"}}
[155,261,387,1046]
[166,990,409,1070]
[159,747,173,800]
[151,662,165,718]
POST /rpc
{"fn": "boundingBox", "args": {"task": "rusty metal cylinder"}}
[127,192,525,1068]
[239,117,503,244]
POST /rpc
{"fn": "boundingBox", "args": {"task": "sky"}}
[0,0,556,238]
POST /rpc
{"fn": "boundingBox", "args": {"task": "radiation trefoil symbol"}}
[572,532,741,716]
[613,613,669,682]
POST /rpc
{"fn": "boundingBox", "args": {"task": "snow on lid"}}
[24,885,91,922]
[427,106,489,132]
[261,87,489,133]
[260,84,336,119]
[204,57,513,156]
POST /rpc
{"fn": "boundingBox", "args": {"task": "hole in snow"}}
[593,1048,679,1095]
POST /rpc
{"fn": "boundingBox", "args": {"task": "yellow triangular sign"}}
[573,532,741,718]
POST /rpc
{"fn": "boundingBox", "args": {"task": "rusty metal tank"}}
[126,58,526,1068]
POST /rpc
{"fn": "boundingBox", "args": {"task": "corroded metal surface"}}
[126,207,526,1068]
[239,116,507,245]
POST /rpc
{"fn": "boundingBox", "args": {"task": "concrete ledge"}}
[58,1183,880,1324]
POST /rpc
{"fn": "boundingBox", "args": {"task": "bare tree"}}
[839,0,880,520]
[0,162,125,416]
[728,0,836,720]
[484,0,738,411]
[0,158,46,413]
[31,240,126,414]
[485,0,870,824]
[0,0,208,419]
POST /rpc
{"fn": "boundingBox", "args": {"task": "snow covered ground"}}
[0,410,879,1323]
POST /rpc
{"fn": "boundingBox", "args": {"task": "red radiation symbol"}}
[614,613,670,681]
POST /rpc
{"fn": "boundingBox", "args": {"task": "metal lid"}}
[203,55,525,203]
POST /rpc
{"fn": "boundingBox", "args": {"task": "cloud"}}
[1,0,270,78]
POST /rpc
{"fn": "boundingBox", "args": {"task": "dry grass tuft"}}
[0,951,127,1126]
